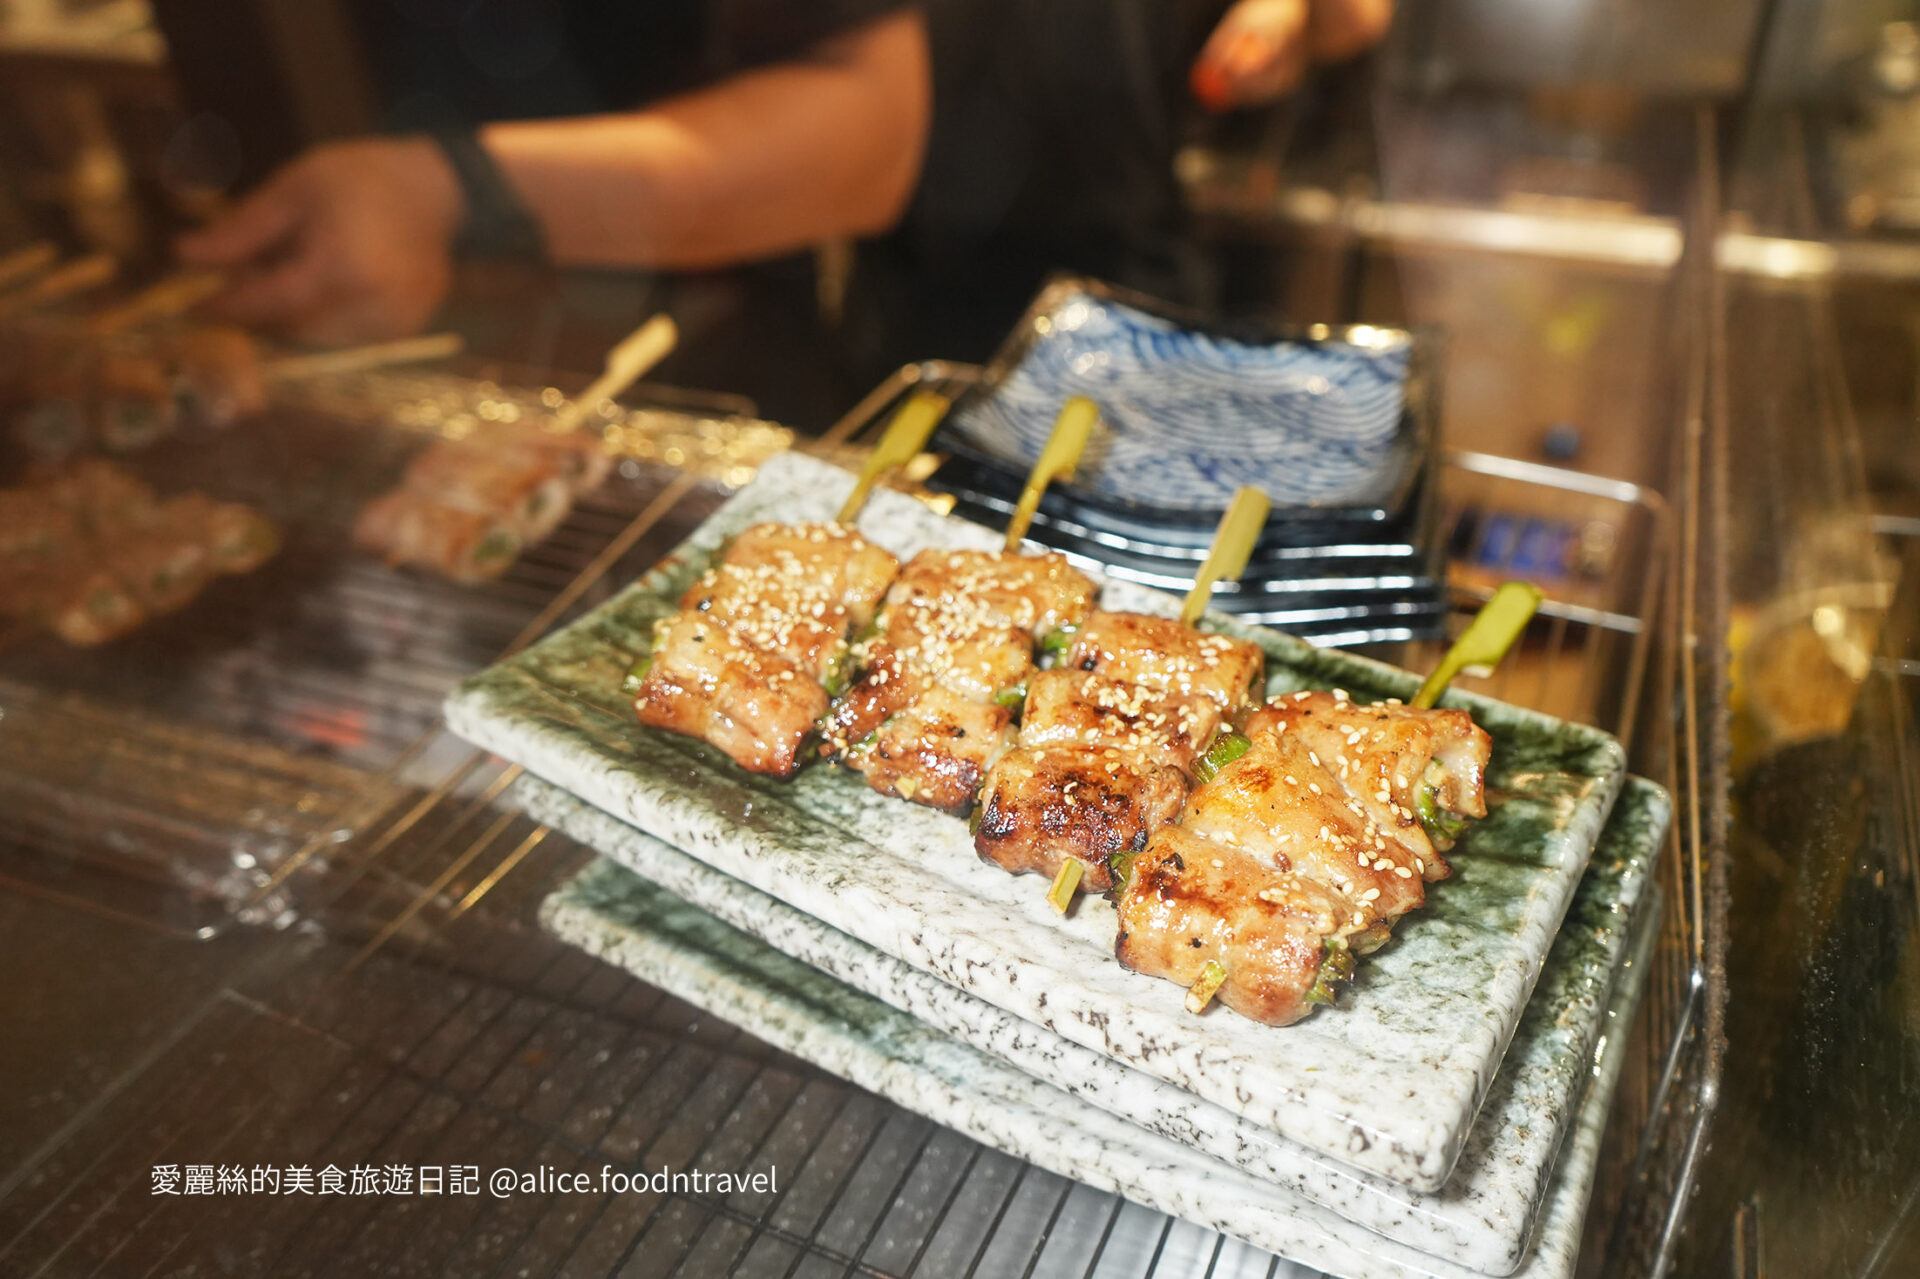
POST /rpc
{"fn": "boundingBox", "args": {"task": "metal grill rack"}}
[3,371,1684,1277]
[0,375,781,935]
[0,343,1690,1276]
[1587,108,1726,1279]
[0,840,1305,1279]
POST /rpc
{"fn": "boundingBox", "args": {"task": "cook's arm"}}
[177,10,930,344]
[484,9,929,269]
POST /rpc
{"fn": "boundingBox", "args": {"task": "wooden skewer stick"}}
[551,313,679,434]
[0,252,117,318]
[836,389,950,524]
[1411,580,1542,709]
[1181,580,1542,1014]
[0,241,58,294]
[1045,859,1083,915]
[265,332,466,381]
[1040,416,1232,914]
[1179,485,1270,628]
[1185,960,1228,1014]
[89,270,227,335]
[1004,395,1099,551]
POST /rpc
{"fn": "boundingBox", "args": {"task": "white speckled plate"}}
[444,452,1626,1192]
[525,774,1667,1275]
[539,821,1659,1279]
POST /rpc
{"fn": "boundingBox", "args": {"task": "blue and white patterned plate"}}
[945,278,1431,518]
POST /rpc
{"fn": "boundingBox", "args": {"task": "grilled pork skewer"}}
[1111,688,1494,1025]
[0,459,279,646]
[350,322,650,581]
[628,390,947,777]
[351,428,614,582]
[3,320,272,454]
[972,609,1264,895]
[823,548,1096,810]
[822,396,1100,812]
[5,319,459,460]
[972,487,1271,908]
[634,521,899,776]
[1108,582,1540,1024]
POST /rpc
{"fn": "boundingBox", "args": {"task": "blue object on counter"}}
[948,283,1420,511]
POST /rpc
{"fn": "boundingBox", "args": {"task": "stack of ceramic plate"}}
[925,278,1448,647]
[444,451,1670,1279]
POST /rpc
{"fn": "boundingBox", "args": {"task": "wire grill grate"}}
[1,361,1675,1277]
[0,398,730,933]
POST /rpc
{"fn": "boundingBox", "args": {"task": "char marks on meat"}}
[1113,689,1493,1025]
[825,549,1096,811]
[633,521,898,778]
[974,611,1265,891]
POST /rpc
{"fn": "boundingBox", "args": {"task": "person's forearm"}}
[480,10,929,270]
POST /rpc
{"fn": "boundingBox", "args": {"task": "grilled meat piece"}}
[1016,668,1227,772]
[500,429,614,493]
[884,549,1095,639]
[634,522,899,778]
[1180,729,1429,924]
[1113,827,1359,1027]
[353,493,521,583]
[838,683,1014,812]
[50,457,157,524]
[634,611,829,777]
[44,567,146,646]
[826,549,1095,809]
[358,421,624,582]
[0,486,79,559]
[179,494,283,573]
[1060,612,1266,711]
[679,522,899,684]
[94,346,179,451]
[1246,689,1491,857]
[0,461,276,645]
[400,445,575,543]
[168,325,266,427]
[101,532,211,614]
[973,745,1188,889]
[974,612,1264,890]
[1112,691,1493,1024]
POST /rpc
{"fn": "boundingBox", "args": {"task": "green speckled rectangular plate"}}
[526,774,1668,1275]
[444,452,1626,1193]
[537,821,1660,1279]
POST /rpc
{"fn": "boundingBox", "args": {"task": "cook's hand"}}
[1190,0,1393,113]
[176,137,463,346]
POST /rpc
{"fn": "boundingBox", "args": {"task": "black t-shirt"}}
[855,0,1229,366]
[344,0,1234,377]
[354,0,910,129]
